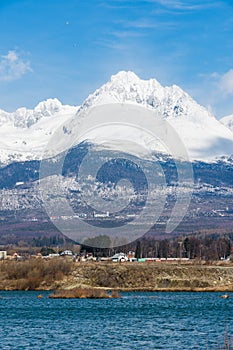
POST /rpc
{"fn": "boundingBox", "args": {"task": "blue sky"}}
[0,0,233,117]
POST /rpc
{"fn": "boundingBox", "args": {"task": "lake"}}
[0,291,232,349]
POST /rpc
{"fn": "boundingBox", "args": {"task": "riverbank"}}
[60,261,233,292]
[1,259,233,291]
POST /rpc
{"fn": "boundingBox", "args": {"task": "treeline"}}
[0,234,72,247]
[83,234,233,261]
[1,231,233,261]
[131,235,232,260]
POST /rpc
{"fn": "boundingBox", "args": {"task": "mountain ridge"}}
[0,70,233,165]
[72,71,233,162]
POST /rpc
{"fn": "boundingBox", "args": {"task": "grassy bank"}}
[62,261,233,292]
[0,258,72,290]
[1,260,233,291]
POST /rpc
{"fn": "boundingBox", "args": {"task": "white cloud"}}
[103,0,221,11]
[145,0,223,11]
[3,51,18,62]
[192,69,233,118]
[0,50,32,81]
[219,69,233,95]
[200,68,233,97]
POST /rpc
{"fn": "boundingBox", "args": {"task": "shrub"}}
[0,258,72,290]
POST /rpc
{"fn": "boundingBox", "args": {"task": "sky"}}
[0,0,233,118]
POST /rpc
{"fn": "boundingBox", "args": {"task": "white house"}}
[0,251,7,260]
[60,250,73,256]
[111,253,128,262]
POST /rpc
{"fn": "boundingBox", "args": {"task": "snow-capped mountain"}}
[70,71,233,161]
[0,98,78,165]
[0,71,233,165]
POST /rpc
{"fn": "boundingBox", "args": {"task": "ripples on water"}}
[0,291,232,349]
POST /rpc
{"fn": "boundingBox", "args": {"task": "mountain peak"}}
[109,70,162,90]
[34,98,63,115]
[13,98,63,128]
[0,98,74,130]
[110,70,140,83]
[76,71,233,162]
[81,70,164,109]
[0,71,233,165]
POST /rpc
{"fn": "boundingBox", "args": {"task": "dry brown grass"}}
[0,258,72,290]
[68,262,233,291]
[2,260,233,292]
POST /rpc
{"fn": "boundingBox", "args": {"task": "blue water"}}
[0,291,232,350]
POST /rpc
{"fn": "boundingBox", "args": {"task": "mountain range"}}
[1,71,233,246]
[0,71,233,166]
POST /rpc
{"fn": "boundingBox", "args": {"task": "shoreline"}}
[1,260,233,292]
[1,288,233,293]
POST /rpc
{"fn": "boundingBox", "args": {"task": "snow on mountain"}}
[0,71,233,165]
[220,114,233,132]
[0,98,78,165]
[71,71,233,162]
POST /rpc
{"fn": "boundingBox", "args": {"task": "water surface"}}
[0,291,232,349]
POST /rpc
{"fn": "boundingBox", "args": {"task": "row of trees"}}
[82,234,232,261]
[131,236,232,260]
[1,231,232,261]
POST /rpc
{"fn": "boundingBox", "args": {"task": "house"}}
[0,251,7,260]
[60,250,73,257]
[48,253,60,258]
[111,253,128,262]
[12,252,22,260]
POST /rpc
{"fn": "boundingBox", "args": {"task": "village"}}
[0,248,226,264]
